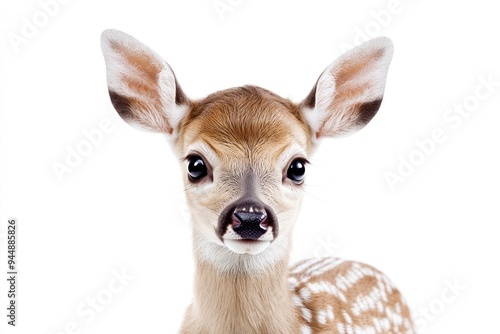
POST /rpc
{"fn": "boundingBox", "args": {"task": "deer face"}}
[175,87,312,255]
[101,29,393,270]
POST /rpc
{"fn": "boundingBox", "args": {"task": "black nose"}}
[217,199,278,241]
[232,205,268,240]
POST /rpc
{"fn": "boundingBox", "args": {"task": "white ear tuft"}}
[100,29,189,134]
[301,37,394,139]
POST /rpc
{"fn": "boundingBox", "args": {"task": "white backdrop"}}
[1,0,499,333]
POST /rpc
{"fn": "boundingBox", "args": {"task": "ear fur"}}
[100,29,189,134]
[301,37,394,139]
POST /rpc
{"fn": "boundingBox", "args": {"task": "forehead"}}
[177,86,312,159]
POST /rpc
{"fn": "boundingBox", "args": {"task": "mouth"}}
[223,239,272,255]
[221,223,275,254]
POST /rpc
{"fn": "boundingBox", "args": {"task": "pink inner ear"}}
[105,40,176,133]
[110,40,162,81]
[110,41,164,101]
[335,48,386,89]
[332,48,386,107]
[309,41,392,139]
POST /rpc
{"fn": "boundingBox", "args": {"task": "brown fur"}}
[177,86,313,156]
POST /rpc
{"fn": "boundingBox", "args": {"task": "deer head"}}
[101,29,393,273]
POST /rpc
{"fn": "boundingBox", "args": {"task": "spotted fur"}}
[290,258,414,334]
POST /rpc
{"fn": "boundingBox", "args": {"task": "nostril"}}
[259,219,269,230]
[231,213,242,229]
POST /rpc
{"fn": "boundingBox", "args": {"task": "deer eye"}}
[287,159,307,184]
[187,156,208,181]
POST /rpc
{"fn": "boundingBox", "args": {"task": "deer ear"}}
[301,37,394,139]
[100,29,189,134]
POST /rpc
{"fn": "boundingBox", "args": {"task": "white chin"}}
[224,239,271,255]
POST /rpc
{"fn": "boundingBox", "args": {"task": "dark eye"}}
[287,159,307,184]
[187,156,208,181]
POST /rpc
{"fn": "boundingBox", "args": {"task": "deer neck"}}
[182,233,300,334]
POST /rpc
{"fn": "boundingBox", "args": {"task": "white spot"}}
[301,324,312,334]
[317,310,327,325]
[342,310,352,324]
[300,287,311,301]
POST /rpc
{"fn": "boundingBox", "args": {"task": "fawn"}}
[101,29,414,334]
